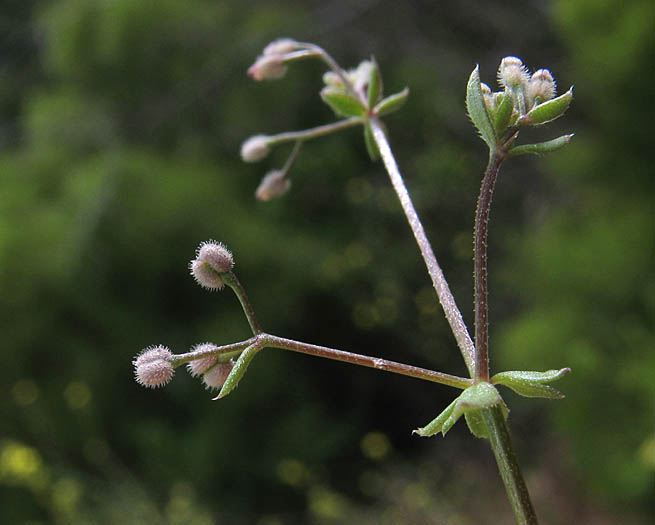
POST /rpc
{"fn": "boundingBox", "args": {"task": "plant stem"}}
[473,153,504,382]
[261,333,472,389]
[369,117,476,377]
[174,333,472,390]
[222,272,262,335]
[268,117,364,146]
[482,405,538,524]
[171,338,256,368]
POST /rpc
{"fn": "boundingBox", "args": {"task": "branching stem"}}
[268,117,364,146]
[369,117,476,377]
[172,333,472,390]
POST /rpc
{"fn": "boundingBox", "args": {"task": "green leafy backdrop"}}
[0,0,651,523]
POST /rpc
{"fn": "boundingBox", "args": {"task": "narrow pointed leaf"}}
[413,397,458,437]
[367,57,383,108]
[508,134,574,157]
[524,87,573,126]
[494,89,514,134]
[374,87,409,116]
[364,121,380,161]
[466,65,496,148]
[492,368,571,399]
[214,343,260,399]
[320,87,367,118]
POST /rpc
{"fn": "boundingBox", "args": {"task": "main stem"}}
[370,117,476,377]
[482,405,538,524]
[473,153,504,382]
[475,151,537,523]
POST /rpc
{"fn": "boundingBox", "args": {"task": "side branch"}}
[262,333,472,389]
[369,117,476,377]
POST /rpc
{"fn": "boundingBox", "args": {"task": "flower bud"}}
[240,135,271,163]
[528,69,556,106]
[189,241,234,291]
[248,55,287,81]
[263,38,299,56]
[480,82,494,111]
[255,170,291,201]
[348,60,373,94]
[498,56,529,90]
[197,241,234,274]
[322,71,343,87]
[186,343,220,376]
[133,345,174,388]
[202,360,235,390]
[190,259,224,290]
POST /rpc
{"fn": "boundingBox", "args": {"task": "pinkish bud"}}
[197,241,234,274]
[186,343,220,376]
[255,170,291,201]
[133,345,174,388]
[528,69,557,106]
[190,259,224,290]
[189,241,234,291]
[248,55,287,81]
[202,360,235,390]
[240,135,271,163]
[498,56,529,90]
[263,38,299,56]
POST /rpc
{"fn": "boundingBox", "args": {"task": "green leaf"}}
[367,57,383,108]
[414,382,506,438]
[494,89,514,134]
[320,87,367,118]
[373,87,409,117]
[363,121,380,161]
[465,410,489,439]
[492,368,571,399]
[523,87,573,126]
[508,134,574,157]
[413,397,458,437]
[214,344,260,399]
[466,65,496,148]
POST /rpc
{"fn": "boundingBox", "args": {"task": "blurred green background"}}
[1,0,652,523]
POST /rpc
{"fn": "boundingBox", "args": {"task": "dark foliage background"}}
[0,0,652,523]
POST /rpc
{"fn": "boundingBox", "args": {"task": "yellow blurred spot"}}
[360,431,391,460]
[638,435,655,470]
[344,242,371,269]
[308,486,347,519]
[276,458,305,486]
[402,481,430,509]
[64,381,92,410]
[166,482,194,524]
[83,438,109,465]
[51,477,81,517]
[0,442,42,480]
[12,380,39,406]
